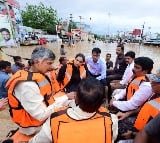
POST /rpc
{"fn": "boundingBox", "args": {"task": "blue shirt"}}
[86,56,106,80]
[11,64,22,74]
[0,71,10,98]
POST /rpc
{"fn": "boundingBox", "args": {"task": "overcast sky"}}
[17,0,160,35]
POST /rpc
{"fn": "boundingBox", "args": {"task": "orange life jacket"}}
[11,129,35,143]
[134,97,160,130]
[55,64,63,76]
[50,107,112,143]
[47,70,61,93]
[6,70,53,128]
[60,62,86,89]
[126,76,146,100]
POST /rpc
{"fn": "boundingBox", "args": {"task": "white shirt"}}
[14,81,69,135]
[29,104,118,143]
[120,61,134,85]
[86,56,106,80]
[0,39,16,47]
[113,81,152,111]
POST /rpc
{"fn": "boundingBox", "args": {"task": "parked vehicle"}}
[38,38,47,45]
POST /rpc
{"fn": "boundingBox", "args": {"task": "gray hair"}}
[31,47,55,61]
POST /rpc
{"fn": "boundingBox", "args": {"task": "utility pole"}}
[79,16,82,42]
[107,12,111,37]
[69,14,73,45]
[69,14,73,23]
[141,22,145,40]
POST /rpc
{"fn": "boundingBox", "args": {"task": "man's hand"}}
[121,130,133,139]
[66,92,76,100]
[109,97,116,107]
[0,98,8,111]
[116,111,129,120]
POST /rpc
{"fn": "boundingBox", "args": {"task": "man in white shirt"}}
[0,28,16,47]
[6,47,75,136]
[109,57,154,112]
[120,51,135,85]
[85,47,107,86]
[29,78,118,143]
[111,51,135,90]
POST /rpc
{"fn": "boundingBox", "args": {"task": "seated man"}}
[86,47,107,86]
[0,60,11,99]
[105,53,113,70]
[107,44,127,99]
[110,51,135,91]
[11,56,25,74]
[116,73,160,140]
[107,44,127,84]
[29,78,118,143]
[110,57,154,112]
[6,47,74,136]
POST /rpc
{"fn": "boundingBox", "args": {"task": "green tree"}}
[68,21,77,32]
[21,3,60,34]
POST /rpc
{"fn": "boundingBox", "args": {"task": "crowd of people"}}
[0,42,160,143]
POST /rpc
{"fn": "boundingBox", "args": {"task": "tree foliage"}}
[21,3,60,34]
[68,21,77,32]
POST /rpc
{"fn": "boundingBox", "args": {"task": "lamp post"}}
[141,22,145,40]
[107,12,111,37]
[148,26,151,39]
[70,14,73,23]
[79,16,82,42]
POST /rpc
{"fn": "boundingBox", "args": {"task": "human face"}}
[92,52,100,63]
[5,66,11,74]
[125,56,134,64]
[74,56,84,67]
[151,82,160,94]
[34,59,54,74]
[106,54,111,61]
[116,47,123,56]
[62,58,68,65]
[1,31,10,41]
[132,64,146,77]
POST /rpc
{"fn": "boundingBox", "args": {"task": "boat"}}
[143,38,160,46]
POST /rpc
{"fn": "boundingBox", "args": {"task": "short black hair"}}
[0,28,10,34]
[117,43,124,51]
[125,51,135,59]
[59,57,66,64]
[61,44,64,48]
[106,53,111,57]
[0,60,11,70]
[77,78,105,113]
[92,47,101,54]
[134,57,154,74]
[13,56,21,62]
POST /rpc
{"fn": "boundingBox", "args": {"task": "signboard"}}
[0,22,16,47]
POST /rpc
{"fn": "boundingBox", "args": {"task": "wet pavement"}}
[1,41,160,73]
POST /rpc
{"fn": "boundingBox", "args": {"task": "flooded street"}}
[0,41,160,141]
[1,41,160,73]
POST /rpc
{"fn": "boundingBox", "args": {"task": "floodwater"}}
[0,41,160,141]
[1,41,160,73]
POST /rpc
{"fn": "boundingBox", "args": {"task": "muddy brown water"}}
[0,41,160,141]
